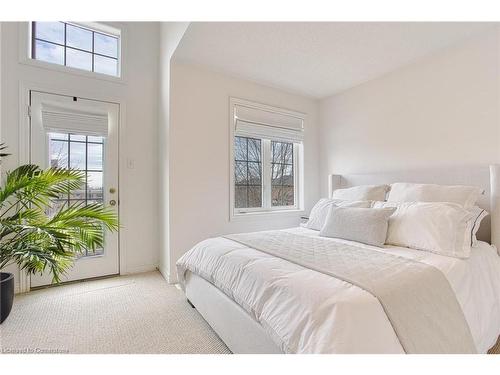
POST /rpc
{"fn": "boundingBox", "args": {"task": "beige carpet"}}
[1,270,499,354]
[0,271,230,354]
[488,336,500,354]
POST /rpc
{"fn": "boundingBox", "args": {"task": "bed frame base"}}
[184,271,282,354]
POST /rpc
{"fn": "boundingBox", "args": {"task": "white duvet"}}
[177,227,500,353]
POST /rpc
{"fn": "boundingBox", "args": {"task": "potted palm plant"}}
[0,144,119,323]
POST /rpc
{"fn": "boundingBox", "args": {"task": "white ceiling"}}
[173,22,496,98]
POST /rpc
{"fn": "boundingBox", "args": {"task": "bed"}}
[177,166,500,354]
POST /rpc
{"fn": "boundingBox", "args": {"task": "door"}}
[29,91,119,287]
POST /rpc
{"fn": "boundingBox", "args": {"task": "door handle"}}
[109,200,117,206]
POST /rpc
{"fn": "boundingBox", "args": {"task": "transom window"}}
[231,99,304,216]
[31,22,120,77]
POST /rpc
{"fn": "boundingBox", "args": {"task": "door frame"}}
[18,80,127,292]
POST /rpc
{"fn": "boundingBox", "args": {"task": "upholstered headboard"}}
[328,165,500,250]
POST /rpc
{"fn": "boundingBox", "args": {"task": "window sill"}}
[230,209,305,222]
[19,58,125,85]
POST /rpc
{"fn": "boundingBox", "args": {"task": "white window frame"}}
[229,97,305,220]
[18,22,125,83]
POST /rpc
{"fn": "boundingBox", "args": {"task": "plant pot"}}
[1,272,14,324]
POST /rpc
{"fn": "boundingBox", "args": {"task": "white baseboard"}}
[168,273,179,284]
[157,265,169,281]
[158,265,178,284]
[121,264,158,275]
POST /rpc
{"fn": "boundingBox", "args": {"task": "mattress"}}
[177,227,500,353]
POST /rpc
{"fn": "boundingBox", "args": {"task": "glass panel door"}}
[47,132,105,256]
[29,90,119,287]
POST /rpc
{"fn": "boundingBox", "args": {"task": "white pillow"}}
[374,201,474,258]
[331,184,389,201]
[320,206,396,247]
[387,182,483,209]
[468,206,489,247]
[306,198,372,231]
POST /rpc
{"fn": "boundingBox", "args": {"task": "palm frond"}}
[0,143,9,158]
[0,149,119,283]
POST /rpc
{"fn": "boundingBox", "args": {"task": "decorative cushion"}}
[306,198,372,231]
[319,206,396,247]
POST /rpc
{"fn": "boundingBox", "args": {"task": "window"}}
[231,99,304,216]
[47,132,105,256]
[271,141,294,207]
[235,137,262,208]
[31,22,120,77]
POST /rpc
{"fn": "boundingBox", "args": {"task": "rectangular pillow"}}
[387,182,483,209]
[319,206,396,247]
[375,201,474,258]
[331,184,389,201]
[306,198,372,231]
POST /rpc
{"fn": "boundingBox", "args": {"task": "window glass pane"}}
[87,172,103,200]
[94,33,118,57]
[271,186,283,207]
[49,139,68,169]
[235,186,248,208]
[235,161,247,185]
[272,141,293,164]
[234,137,247,161]
[247,138,261,162]
[46,200,67,217]
[88,135,104,143]
[66,24,93,51]
[69,142,86,169]
[87,200,103,207]
[87,247,104,257]
[70,179,86,200]
[283,143,293,165]
[272,141,284,163]
[70,134,86,141]
[282,165,294,186]
[283,186,294,206]
[271,140,294,207]
[88,143,103,170]
[94,55,118,76]
[34,22,65,44]
[248,186,262,208]
[272,186,294,207]
[66,48,92,71]
[248,162,261,186]
[271,163,283,185]
[50,132,69,141]
[68,199,86,206]
[34,40,64,65]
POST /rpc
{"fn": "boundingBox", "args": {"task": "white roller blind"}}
[234,103,304,143]
[41,103,108,136]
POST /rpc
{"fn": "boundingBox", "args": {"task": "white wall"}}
[0,22,160,291]
[319,28,500,197]
[157,22,189,282]
[167,62,320,281]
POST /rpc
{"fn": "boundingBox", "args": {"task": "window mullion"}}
[262,139,271,209]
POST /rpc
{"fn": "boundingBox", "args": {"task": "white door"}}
[29,91,120,287]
